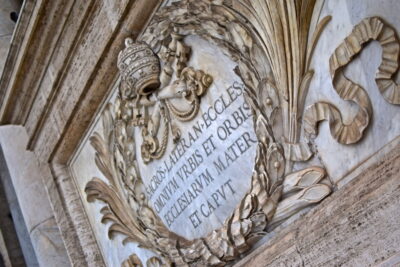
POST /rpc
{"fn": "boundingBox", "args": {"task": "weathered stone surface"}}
[40,162,89,267]
[235,140,400,267]
[302,0,400,185]
[0,126,70,267]
[69,1,400,265]
[0,126,53,232]
[69,91,158,267]
[49,0,161,164]
[0,0,35,115]
[0,0,20,78]
[51,163,105,267]
[0,0,160,163]
[1,0,75,125]
[0,0,18,35]
[30,217,70,267]
[0,36,12,78]
[133,35,257,238]
[0,180,27,267]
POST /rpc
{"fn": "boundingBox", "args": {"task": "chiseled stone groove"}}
[24,0,102,149]
[0,0,36,118]
[0,0,75,125]
[40,159,87,266]
[25,0,99,150]
[28,216,54,235]
[51,163,105,267]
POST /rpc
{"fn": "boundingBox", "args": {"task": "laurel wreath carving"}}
[84,0,399,266]
[85,0,331,265]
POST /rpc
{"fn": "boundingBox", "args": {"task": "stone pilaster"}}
[0,125,70,266]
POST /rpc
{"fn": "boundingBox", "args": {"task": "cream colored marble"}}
[136,36,257,238]
[299,0,400,184]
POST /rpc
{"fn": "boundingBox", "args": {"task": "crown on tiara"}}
[117,38,160,97]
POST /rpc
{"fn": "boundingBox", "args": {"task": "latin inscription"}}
[141,81,257,231]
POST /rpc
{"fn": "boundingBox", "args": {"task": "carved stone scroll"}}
[304,17,400,144]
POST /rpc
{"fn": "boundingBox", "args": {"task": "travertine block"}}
[236,141,400,267]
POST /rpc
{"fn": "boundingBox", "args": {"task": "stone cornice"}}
[0,0,37,122]
[0,0,76,126]
[0,0,161,163]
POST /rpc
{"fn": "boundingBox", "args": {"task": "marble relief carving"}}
[304,17,400,144]
[84,0,400,266]
[117,34,212,164]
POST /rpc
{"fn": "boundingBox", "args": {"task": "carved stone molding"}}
[51,163,105,267]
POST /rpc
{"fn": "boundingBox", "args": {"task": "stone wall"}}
[236,138,400,266]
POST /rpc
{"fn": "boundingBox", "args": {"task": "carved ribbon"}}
[304,17,400,144]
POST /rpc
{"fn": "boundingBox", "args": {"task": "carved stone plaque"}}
[78,0,400,266]
[136,36,257,238]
